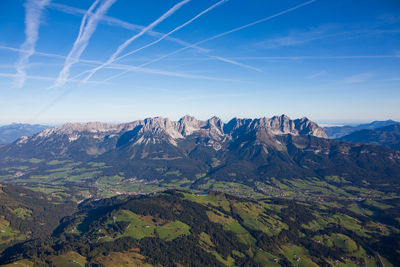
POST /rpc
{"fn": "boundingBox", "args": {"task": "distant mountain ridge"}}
[339,124,400,150]
[324,120,399,139]
[0,123,50,144]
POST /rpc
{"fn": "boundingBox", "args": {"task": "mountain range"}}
[339,123,400,150]
[1,115,399,190]
[0,123,50,144]
[323,120,399,139]
[1,115,400,266]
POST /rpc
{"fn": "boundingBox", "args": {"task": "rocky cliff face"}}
[29,115,321,138]
[19,115,327,146]
[4,115,327,160]
[225,115,327,138]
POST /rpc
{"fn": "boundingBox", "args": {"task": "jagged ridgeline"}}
[1,190,399,266]
[0,115,399,199]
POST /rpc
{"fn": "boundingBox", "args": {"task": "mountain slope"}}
[1,190,399,266]
[339,124,400,150]
[0,115,399,194]
[0,115,325,160]
[0,183,76,253]
[324,120,399,139]
[0,123,50,144]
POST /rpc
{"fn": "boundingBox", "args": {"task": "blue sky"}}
[0,0,399,125]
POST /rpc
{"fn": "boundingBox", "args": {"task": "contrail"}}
[139,0,317,68]
[111,0,262,73]
[229,55,400,60]
[4,45,396,76]
[77,0,261,84]
[146,55,400,61]
[1,45,237,82]
[0,72,106,84]
[74,0,101,48]
[112,0,228,64]
[54,0,117,88]
[48,2,209,53]
[65,61,243,83]
[1,45,107,66]
[49,2,260,73]
[80,0,191,84]
[14,0,50,88]
[0,64,17,69]
[101,63,243,82]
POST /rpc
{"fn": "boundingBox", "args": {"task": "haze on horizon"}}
[0,0,399,125]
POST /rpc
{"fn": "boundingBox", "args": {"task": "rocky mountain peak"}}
[206,116,224,130]
[59,122,119,133]
[224,118,252,134]
[179,115,198,123]
[263,114,295,134]
[178,115,203,136]
[29,115,327,145]
[34,122,120,139]
[240,115,327,138]
[140,117,183,139]
[203,116,225,140]
[294,117,327,138]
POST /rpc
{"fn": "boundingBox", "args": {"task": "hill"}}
[0,190,399,266]
[0,124,50,144]
[0,183,76,254]
[339,124,400,150]
[324,120,399,139]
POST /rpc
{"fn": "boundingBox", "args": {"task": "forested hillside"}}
[1,190,399,266]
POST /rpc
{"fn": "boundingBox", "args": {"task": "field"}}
[91,251,152,267]
[48,251,87,267]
